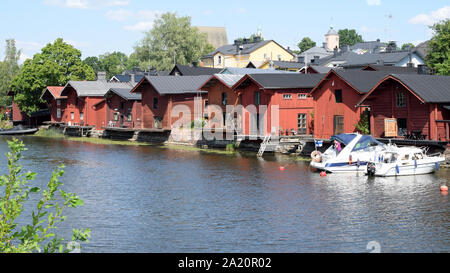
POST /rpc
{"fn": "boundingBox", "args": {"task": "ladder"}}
[257,135,271,157]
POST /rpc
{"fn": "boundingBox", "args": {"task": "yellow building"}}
[201,39,296,68]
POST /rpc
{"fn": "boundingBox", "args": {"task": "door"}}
[298,113,307,135]
[154,116,163,129]
[334,115,344,135]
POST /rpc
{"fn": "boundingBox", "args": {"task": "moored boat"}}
[310,133,387,173]
[0,125,39,136]
[366,147,445,177]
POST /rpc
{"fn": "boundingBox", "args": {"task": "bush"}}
[0,138,90,253]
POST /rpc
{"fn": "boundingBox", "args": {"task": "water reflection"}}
[0,136,448,253]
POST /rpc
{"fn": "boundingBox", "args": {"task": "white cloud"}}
[43,0,130,9]
[105,9,134,21]
[366,0,381,6]
[409,6,450,25]
[16,40,43,51]
[124,21,155,32]
[19,53,31,64]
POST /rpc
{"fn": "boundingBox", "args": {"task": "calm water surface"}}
[0,136,448,253]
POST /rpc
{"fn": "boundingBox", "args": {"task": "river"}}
[0,136,448,253]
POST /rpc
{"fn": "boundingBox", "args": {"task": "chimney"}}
[333,47,338,57]
[313,56,320,64]
[323,42,327,49]
[97,71,107,82]
[417,64,428,75]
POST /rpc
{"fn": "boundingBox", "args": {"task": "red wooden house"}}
[231,73,325,136]
[358,74,450,141]
[59,72,134,130]
[131,76,209,130]
[95,88,142,129]
[8,90,50,126]
[40,86,66,123]
[309,70,388,139]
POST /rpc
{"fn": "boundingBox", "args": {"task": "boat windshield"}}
[352,135,385,152]
[331,134,357,145]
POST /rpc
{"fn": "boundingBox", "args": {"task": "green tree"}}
[0,40,21,108]
[133,12,215,71]
[0,138,90,253]
[98,52,128,78]
[83,56,102,73]
[426,19,450,76]
[10,38,95,114]
[401,43,415,51]
[338,29,363,48]
[236,33,264,44]
[297,37,317,53]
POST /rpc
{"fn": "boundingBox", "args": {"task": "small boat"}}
[366,147,445,177]
[310,133,387,173]
[0,125,39,136]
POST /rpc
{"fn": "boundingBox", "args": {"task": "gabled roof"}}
[317,50,421,67]
[61,80,134,97]
[360,74,450,104]
[40,86,65,100]
[219,67,295,75]
[202,40,295,59]
[169,64,222,76]
[106,88,141,101]
[132,75,210,95]
[111,74,146,83]
[362,64,418,74]
[269,61,305,69]
[233,73,325,90]
[311,70,389,95]
[350,40,387,53]
[300,65,334,74]
[200,74,245,90]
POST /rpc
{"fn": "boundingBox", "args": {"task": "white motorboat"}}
[366,147,445,177]
[310,134,388,173]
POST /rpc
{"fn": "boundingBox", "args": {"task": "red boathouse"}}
[358,74,450,141]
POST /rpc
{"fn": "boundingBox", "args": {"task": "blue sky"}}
[1,0,449,62]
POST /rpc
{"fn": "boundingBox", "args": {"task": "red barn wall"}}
[312,73,364,139]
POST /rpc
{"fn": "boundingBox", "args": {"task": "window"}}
[298,94,307,100]
[222,92,228,106]
[205,100,209,107]
[57,108,61,119]
[298,114,307,134]
[396,93,406,108]
[127,113,132,122]
[254,92,261,106]
[278,55,282,61]
[334,115,344,135]
[264,53,268,59]
[80,112,84,121]
[153,98,158,109]
[398,118,407,136]
[283,94,292,100]
[120,102,125,110]
[71,112,74,120]
[335,89,343,103]
[218,56,222,64]
[114,113,119,121]
[75,97,79,106]
[57,100,61,106]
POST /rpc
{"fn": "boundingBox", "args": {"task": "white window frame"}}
[57,108,61,119]
[298,94,307,100]
[283,94,292,100]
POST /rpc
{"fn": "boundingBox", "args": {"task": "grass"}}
[34,128,65,138]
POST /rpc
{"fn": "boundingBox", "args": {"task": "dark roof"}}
[389,74,450,103]
[350,41,387,53]
[271,61,304,69]
[106,88,141,100]
[413,41,430,60]
[112,75,145,83]
[239,73,325,89]
[317,50,418,67]
[202,40,294,59]
[363,65,418,74]
[169,64,222,76]
[140,75,210,95]
[332,70,389,93]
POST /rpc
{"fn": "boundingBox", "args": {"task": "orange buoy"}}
[279,166,285,171]
[441,185,448,192]
[320,171,327,177]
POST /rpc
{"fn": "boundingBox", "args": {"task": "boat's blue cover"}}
[331,134,357,145]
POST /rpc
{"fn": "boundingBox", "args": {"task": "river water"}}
[0,136,448,253]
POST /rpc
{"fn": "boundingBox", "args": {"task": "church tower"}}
[325,27,340,52]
